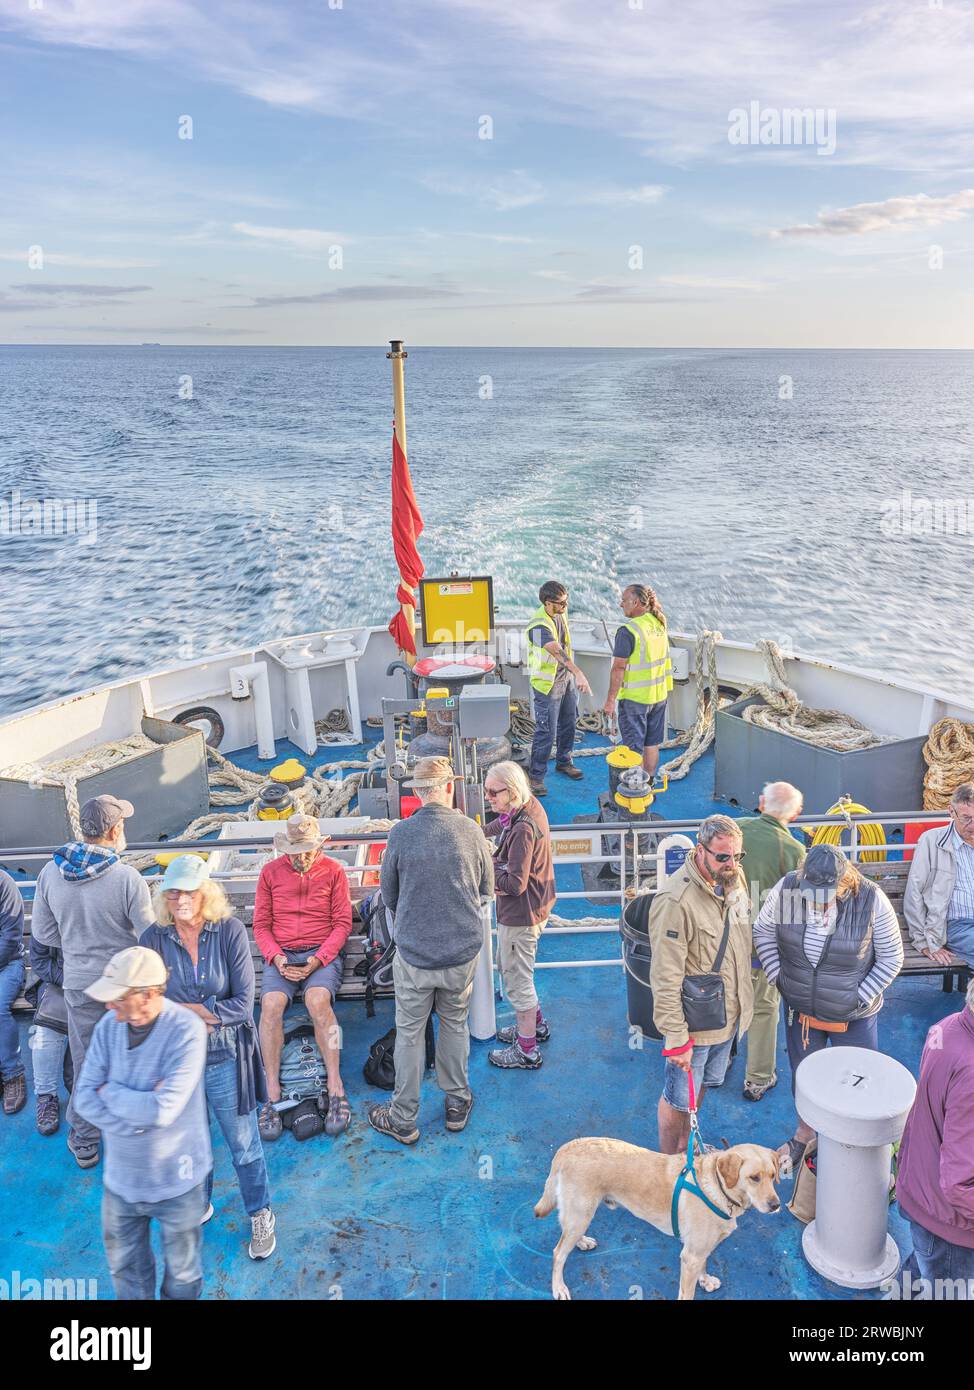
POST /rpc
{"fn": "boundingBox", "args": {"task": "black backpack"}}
[363,1019,436,1090]
[355,891,398,1017]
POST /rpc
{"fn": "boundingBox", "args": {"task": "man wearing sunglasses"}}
[648,815,753,1154]
[905,782,974,971]
[524,580,593,797]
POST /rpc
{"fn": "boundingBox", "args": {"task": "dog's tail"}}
[534,1168,558,1219]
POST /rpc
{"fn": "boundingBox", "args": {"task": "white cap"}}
[85,946,168,1002]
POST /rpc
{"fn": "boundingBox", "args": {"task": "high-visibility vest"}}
[619,613,673,705]
[526,606,573,696]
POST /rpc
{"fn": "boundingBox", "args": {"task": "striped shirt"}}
[948,829,974,922]
[753,878,903,1006]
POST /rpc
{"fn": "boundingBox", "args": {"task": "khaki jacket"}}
[648,853,754,1050]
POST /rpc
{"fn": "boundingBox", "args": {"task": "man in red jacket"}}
[895,977,974,1298]
[254,815,353,1140]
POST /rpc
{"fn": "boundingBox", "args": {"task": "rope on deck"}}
[922,717,974,810]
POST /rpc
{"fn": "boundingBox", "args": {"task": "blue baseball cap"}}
[160,854,210,892]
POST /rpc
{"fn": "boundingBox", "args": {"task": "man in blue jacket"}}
[0,869,26,1117]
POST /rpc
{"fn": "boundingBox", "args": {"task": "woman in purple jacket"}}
[896,977,974,1297]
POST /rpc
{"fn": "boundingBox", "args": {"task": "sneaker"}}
[67,1132,100,1170]
[36,1093,60,1136]
[249,1207,277,1260]
[529,779,548,797]
[2,1072,26,1116]
[200,1202,214,1226]
[743,1074,777,1102]
[555,762,584,780]
[488,1039,543,1070]
[324,1092,351,1137]
[368,1103,419,1145]
[445,1095,475,1131]
[495,1020,550,1045]
[258,1102,283,1142]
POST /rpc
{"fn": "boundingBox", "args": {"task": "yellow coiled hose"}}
[809,797,887,864]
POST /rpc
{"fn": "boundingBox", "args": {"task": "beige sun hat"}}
[273,813,327,855]
[403,755,457,789]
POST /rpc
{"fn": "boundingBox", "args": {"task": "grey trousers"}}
[390,954,478,1128]
[65,988,108,1146]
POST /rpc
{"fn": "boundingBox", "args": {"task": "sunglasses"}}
[484,786,508,798]
[704,847,747,863]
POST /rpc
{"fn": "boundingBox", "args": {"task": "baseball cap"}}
[79,794,134,838]
[85,946,167,1002]
[160,854,210,892]
[797,843,847,892]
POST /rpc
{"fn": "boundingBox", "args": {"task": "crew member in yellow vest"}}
[601,583,673,777]
[524,581,593,797]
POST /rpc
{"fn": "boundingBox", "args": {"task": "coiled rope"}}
[809,797,887,864]
[922,717,974,810]
[739,640,890,752]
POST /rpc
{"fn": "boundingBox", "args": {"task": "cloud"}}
[232,222,349,251]
[421,170,545,211]
[8,282,152,295]
[769,189,974,239]
[0,251,158,268]
[576,184,667,206]
[659,274,764,290]
[247,284,462,307]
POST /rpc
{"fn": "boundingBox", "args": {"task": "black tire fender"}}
[172,705,225,749]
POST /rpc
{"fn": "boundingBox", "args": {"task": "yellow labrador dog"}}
[535,1137,781,1300]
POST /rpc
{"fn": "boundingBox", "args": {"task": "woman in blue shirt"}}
[142,855,276,1261]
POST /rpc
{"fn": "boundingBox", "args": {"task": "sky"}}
[0,0,973,347]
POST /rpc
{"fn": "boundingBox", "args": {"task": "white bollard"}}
[469,901,497,1041]
[795,1045,916,1289]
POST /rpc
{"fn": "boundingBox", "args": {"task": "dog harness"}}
[665,1049,734,1238]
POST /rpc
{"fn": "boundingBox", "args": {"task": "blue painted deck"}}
[0,732,957,1300]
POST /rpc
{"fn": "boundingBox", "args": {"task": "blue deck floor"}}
[0,732,958,1300]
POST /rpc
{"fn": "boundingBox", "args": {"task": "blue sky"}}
[1,0,972,346]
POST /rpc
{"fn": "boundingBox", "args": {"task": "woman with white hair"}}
[482,761,556,1070]
[141,855,275,1261]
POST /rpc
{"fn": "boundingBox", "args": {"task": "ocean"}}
[1,345,972,714]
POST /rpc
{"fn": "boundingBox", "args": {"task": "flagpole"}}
[387,338,417,667]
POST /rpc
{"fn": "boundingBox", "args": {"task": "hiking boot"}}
[67,1132,100,1169]
[324,1092,351,1137]
[200,1203,214,1226]
[258,1102,283,1142]
[249,1207,277,1260]
[529,779,548,797]
[368,1103,419,1145]
[495,1020,550,1045]
[35,1093,60,1136]
[488,1039,543,1070]
[743,1074,777,1102]
[2,1072,26,1116]
[555,762,584,780]
[445,1095,474,1131]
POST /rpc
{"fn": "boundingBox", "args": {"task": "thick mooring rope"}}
[922,717,974,810]
[739,640,890,752]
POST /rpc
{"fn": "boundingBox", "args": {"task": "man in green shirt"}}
[738,782,805,1101]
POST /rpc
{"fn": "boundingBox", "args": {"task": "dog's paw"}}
[553,1284,572,1301]
[576,1235,598,1251]
[698,1272,721,1293]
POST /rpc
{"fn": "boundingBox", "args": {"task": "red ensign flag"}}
[388,429,424,654]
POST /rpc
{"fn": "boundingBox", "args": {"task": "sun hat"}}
[273,813,326,855]
[84,946,167,1002]
[403,755,456,789]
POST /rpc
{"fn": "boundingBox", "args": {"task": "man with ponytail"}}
[602,584,673,776]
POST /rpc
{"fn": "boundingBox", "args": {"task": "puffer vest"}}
[774,871,879,1022]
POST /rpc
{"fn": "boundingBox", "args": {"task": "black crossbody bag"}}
[681,915,731,1033]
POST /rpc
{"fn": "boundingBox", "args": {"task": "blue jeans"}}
[0,958,25,1081]
[784,1007,879,1097]
[28,1023,68,1096]
[662,1034,736,1113]
[204,1055,271,1217]
[102,1180,206,1300]
[529,684,577,782]
[946,918,974,969]
[902,1218,974,1298]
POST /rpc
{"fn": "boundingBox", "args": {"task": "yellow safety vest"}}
[619,613,673,705]
[526,606,573,696]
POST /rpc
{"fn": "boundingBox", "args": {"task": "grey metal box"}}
[0,717,210,867]
[458,684,512,739]
[714,697,926,816]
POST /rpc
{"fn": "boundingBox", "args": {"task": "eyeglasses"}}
[548,600,568,610]
[703,847,746,863]
[163,889,198,899]
[484,786,508,799]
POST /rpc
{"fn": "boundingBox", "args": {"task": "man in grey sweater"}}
[369,757,494,1144]
[31,794,154,1168]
